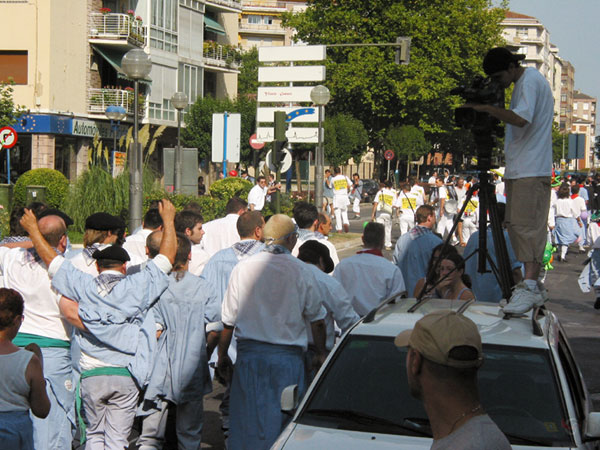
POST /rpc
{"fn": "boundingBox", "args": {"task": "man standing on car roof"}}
[396,310,511,449]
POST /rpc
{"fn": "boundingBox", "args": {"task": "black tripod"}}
[416,134,514,302]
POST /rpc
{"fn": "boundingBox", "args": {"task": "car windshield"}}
[299,335,573,446]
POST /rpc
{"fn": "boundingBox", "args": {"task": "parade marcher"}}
[1,210,75,450]
[0,288,50,449]
[371,180,397,250]
[331,167,352,233]
[201,197,248,257]
[201,211,265,438]
[571,184,587,252]
[333,222,406,316]
[317,212,333,237]
[217,214,327,450]
[138,232,221,450]
[395,311,511,450]
[393,205,443,297]
[464,203,523,303]
[20,200,178,450]
[553,183,583,262]
[436,178,459,245]
[349,173,363,219]
[175,210,210,276]
[297,240,359,379]
[123,208,163,265]
[394,182,418,235]
[457,191,479,247]
[467,46,554,314]
[323,169,334,218]
[409,176,426,207]
[292,202,339,266]
[428,171,438,186]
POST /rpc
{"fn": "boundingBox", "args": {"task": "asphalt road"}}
[194,204,600,448]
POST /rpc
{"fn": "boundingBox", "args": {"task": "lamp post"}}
[105,105,127,152]
[310,85,330,209]
[171,91,188,194]
[121,48,152,231]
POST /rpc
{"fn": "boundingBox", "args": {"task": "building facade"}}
[1,0,240,184]
[559,59,575,133]
[571,91,597,169]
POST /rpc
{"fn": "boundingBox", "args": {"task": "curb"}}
[332,238,363,251]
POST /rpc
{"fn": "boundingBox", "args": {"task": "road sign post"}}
[384,149,395,181]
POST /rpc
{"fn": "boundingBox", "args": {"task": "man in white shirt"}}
[217,214,327,450]
[331,167,352,233]
[248,176,277,211]
[123,208,162,266]
[333,222,406,316]
[371,180,397,250]
[409,176,426,207]
[200,197,247,257]
[395,182,418,235]
[467,47,554,314]
[1,211,75,450]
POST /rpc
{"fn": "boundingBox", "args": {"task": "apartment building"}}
[571,91,597,169]
[559,59,575,133]
[238,0,306,50]
[1,0,240,183]
[501,11,562,122]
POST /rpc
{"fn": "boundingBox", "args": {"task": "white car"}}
[272,298,600,449]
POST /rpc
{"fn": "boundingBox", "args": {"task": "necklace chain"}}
[450,405,482,433]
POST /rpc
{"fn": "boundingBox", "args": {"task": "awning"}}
[204,16,226,35]
[91,45,152,85]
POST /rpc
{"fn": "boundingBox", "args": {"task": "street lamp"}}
[171,91,188,194]
[310,85,330,210]
[105,105,127,153]
[121,48,152,231]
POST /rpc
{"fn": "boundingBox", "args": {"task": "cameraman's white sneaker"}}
[503,282,546,314]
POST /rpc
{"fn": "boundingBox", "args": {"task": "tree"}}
[384,125,429,176]
[238,47,259,97]
[0,81,25,128]
[182,95,257,166]
[552,123,565,165]
[284,0,506,165]
[323,113,369,166]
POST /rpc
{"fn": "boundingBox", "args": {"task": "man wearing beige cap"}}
[217,214,327,450]
[395,310,511,449]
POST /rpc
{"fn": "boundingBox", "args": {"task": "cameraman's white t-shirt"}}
[504,67,553,180]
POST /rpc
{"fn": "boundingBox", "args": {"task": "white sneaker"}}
[502,282,546,314]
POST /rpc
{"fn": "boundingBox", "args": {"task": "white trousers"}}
[399,213,415,235]
[352,197,361,214]
[461,216,478,244]
[376,212,393,247]
[437,212,457,242]
[334,205,349,230]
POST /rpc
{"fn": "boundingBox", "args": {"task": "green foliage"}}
[552,123,565,165]
[14,169,69,208]
[208,177,253,200]
[384,125,430,163]
[238,47,259,96]
[0,81,26,128]
[63,166,160,232]
[0,205,9,238]
[182,96,257,165]
[143,191,226,222]
[284,0,506,143]
[262,191,295,217]
[323,113,369,166]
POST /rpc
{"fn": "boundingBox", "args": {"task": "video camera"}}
[452,76,505,137]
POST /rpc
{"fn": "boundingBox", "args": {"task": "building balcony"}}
[205,0,242,13]
[239,23,286,34]
[203,42,242,71]
[89,13,147,49]
[88,88,145,117]
[242,0,288,11]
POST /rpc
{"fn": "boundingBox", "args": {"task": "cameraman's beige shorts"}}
[505,176,551,264]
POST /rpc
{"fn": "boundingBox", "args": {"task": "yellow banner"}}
[402,197,416,210]
[382,194,394,206]
[333,179,348,191]
[465,200,478,213]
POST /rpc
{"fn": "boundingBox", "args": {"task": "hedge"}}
[14,169,69,208]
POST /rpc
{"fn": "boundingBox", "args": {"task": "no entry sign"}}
[384,149,395,161]
[0,127,17,148]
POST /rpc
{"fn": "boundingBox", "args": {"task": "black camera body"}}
[452,76,505,137]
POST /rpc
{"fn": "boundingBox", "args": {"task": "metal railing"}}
[241,0,289,8]
[203,43,242,69]
[205,0,242,11]
[89,13,147,47]
[87,88,145,116]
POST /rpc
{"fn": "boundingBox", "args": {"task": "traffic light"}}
[395,37,411,65]
[273,111,288,169]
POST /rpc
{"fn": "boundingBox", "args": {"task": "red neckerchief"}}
[357,248,384,257]
[571,194,578,199]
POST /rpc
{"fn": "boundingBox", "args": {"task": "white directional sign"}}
[257,107,321,124]
[257,127,319,144]
[258,86,315,103]
[258,66,326,83]
[211,113,241,163]
[258,45,326,62]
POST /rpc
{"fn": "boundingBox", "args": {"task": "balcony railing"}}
[205,0,242,12]
[89,13,147,48]
[241,0,289,8]
[88,88,145,116]
[203,42,242,69]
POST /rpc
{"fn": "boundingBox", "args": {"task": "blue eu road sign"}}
[286,108,316,122]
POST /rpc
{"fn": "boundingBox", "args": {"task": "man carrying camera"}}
[466,47,553,314]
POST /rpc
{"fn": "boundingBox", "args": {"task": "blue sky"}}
[503,0,599,126]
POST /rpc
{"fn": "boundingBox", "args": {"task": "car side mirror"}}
[280,384,299,415]
[586,412,600,439]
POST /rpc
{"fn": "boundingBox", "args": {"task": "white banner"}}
[259,45,326,62]
[212,113,241,163]
[257,127,320,144]
[258,66,325,83]
[258,86,315,103]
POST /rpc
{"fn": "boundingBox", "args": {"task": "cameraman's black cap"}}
[85,212,125,231]
[483,47,526,75]
[92,245,130,262]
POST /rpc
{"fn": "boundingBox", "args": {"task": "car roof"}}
[351,298,554,349]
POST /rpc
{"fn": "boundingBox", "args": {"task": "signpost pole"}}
[6,145,10,185]
[223,111,229,178]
